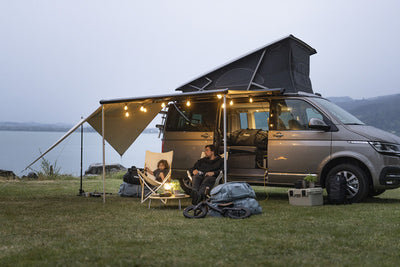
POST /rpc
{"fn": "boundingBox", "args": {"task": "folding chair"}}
[137,150,173,203]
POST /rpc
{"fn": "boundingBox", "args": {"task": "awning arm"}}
[21,117,87,173]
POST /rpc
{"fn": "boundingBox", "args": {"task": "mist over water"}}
[0,131,161,176]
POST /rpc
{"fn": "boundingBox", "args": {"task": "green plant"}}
[304,174,317,183]
[38,157,61,178]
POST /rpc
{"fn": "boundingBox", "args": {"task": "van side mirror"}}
[308,118,330,131]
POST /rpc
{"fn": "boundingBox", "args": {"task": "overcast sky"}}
[1,0,399,124]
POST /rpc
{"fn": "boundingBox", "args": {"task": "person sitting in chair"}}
[145,159,169,182]
[189,144,224,204]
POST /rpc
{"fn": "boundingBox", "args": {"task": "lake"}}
[0,130,161,176]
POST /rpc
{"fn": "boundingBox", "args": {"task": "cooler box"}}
[288,188,323,206]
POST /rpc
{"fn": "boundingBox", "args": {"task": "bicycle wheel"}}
[183,205,208,219]
[225,207,251,219]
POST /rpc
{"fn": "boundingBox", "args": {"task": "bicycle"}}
[183,198,251,219]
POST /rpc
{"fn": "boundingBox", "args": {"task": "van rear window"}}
[165,102,217,132]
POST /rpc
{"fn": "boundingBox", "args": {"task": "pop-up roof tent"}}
[24,35,316,202]
[175,34,316,93]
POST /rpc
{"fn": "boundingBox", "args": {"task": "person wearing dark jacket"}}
[189,144,223,204]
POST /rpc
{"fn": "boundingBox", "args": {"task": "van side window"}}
[239,113,248,129]
[165,102,217,132]
[254,112,269,131]
[271,99,324,130]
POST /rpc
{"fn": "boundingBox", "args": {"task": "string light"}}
[221,103,225,108]
[124,104,128,110]
[140,106,144,112]
[229,100,233,106]
[125,112,130,117]
[161,102,166,108]
[249,97,253,103]
[217,94,222,99]
[186,100,191,107]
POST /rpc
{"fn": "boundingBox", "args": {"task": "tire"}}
[183,205,207,219]
[368,189,386,197]
[326,163,369,203]
[179,177,192,195]
[224,207,252,219]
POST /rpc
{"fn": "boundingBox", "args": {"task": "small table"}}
[148,194,190,210]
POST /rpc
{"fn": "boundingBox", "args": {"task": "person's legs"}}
[191,175,204,205]
[199,176,217,199]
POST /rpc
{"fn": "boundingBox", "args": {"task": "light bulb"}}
[161,102,166,108]
[140,106,144,112]
[229,100,233,106]
[125,112,129,117]
[249,97,253,103]
[186,100,191,106]
[124,105,128,111]
[217,94,222,99]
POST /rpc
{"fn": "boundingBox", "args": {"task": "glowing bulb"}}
[186,100,191,106]
[221,103,225,108]
[229,100,233,106]
[249,97,253,103]
[217,94,222,99]
[125,112,130,117]
[143,107,147,112]
[164,183,172,190]
[140,106,144,112]
[124,104,128,111]
[161,102,166,108]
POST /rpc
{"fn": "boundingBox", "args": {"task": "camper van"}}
[156,35,400,203]
[161,89,400,203]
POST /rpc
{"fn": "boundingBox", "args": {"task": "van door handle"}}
[201,133,210,138]
[274,132,284,138]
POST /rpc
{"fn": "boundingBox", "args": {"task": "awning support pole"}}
[102,105,106,204]
[79,118,84,196]
[223,94,227,183]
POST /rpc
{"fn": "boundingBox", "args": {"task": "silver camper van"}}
[161,90,400,202]
[159,35,400,202]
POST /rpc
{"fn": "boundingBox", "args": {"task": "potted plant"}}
[304,174,317,188]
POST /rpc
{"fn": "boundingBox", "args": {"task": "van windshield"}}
[312,98,365,125]
[165,101,217,131]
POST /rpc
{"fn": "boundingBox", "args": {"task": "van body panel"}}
[344,125,400,144]
[268,130,331,183]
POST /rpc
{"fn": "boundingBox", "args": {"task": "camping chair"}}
[137,150,174,204]
[186,152,226,190]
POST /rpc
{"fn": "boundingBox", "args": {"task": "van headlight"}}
[369,141,400,155]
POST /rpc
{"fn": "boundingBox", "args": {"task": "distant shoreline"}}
[0,124,159,134]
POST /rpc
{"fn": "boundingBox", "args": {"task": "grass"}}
[1,174,400,266]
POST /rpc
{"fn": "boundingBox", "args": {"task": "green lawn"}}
[1,175,400,266]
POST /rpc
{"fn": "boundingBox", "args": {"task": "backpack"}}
[123,166,141,185]
[327,174,350,204]
[209,182,262,216]
[118,182,150,197]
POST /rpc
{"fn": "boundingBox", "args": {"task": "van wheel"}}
[179,177,193,195]
[368,189,386,197]
[326,164,369,203]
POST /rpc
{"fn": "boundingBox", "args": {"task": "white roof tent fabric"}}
[175,34,317,94]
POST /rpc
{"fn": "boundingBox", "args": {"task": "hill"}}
[329,94,400,135]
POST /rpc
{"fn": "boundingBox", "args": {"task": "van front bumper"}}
[379,166,400,185]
